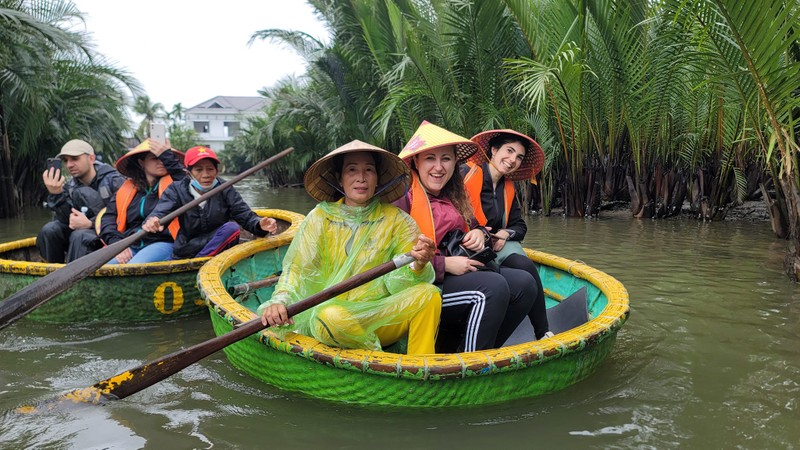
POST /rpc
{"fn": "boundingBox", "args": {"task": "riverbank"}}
[546,199,771,222]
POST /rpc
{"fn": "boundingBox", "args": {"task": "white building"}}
[184,96,268,152]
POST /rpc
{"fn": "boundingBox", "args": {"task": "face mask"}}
[191,177,219,193]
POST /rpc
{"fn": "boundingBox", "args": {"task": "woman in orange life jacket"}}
[464,129,553,340]
[393,121,539,353]
[99,138,186,264]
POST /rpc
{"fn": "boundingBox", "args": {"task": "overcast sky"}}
[71,0,328,112]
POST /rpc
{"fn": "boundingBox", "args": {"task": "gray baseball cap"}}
[57,139,95,157]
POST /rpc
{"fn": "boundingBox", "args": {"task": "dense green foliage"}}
[239,0,797,226]
[2,0,798,275]
[0,0,139,217]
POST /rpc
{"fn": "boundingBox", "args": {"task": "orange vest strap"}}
[114,176,179,240]
[408,173,437,243]
[463,162,514,229]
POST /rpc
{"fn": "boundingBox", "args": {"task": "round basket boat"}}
[198,228,630,408]
[0,209,303,324]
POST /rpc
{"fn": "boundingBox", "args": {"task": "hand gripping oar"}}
[51,253,415,407]
[0,147,294,331]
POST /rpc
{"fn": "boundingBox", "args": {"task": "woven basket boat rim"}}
[198,215,630,378]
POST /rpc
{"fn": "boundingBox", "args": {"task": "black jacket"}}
[148,177,266,259]
[45,162,126,224]
[459,162,527,241]
[99,151,186,247]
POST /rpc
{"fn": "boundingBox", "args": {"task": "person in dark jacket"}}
[464,129,552,340]
[141,146,277,259]
[99,138,186,264]
[37,139,126,263]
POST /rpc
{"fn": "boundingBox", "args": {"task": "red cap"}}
[184,146,220,168]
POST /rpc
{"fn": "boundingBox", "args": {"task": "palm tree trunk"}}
[778,174,800,281]
[0,104,20,219]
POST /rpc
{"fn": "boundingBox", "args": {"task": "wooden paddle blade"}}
[0,147,294,330]
[0,231,144,330]
[64,253,415,403]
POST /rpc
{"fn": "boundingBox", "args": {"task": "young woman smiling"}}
[464,129,552,340]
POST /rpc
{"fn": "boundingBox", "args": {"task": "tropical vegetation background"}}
[1,0,798,276]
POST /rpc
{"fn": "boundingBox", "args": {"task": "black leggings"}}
[503,253,550,339]
[436,267,537,353]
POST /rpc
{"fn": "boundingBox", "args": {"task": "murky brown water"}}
[1,178,799,448]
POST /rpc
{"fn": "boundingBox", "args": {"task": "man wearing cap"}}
[37,139,125,263]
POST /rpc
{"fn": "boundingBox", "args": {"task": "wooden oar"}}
[228,273,281,296]
[0,147,294,331]
[54,253,415,406]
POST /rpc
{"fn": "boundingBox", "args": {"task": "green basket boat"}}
[198,228,630,408]
[0,209,303,324]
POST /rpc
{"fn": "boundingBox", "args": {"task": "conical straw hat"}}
[304,140,410,203]
[398,121,478,163]
[115,140,185,178]
[469,129,545,181]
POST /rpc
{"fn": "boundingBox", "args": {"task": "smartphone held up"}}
[150,123,166,144]
[45,157,62,172]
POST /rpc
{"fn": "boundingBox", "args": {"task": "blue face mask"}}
[191,177,219,193]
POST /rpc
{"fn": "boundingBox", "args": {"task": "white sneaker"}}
[541,331,555,339]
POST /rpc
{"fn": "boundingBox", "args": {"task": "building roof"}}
[186,96,268,113]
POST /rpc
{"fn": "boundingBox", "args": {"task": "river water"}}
[1,179,798,449]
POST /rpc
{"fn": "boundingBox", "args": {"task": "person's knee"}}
[407,284,442,309]
[503,269,538,304]
[312,305,364,347]
[69,228,98,244]
[38,221,64,239]
[503,253,539,277]
[480,272,511,301]
[217,221,241,236]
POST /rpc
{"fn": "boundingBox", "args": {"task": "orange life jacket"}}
[115,177,179,239]
[463,162,514,228]
[407,172,468,244]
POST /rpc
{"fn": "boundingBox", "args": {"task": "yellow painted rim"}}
[0,209,289,277]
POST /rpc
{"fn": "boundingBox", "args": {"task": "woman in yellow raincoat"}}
[258,140,441,355]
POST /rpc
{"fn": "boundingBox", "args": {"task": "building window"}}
[194,121,209,133]
[224,121,241,137]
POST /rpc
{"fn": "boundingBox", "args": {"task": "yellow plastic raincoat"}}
[257,198,440,352]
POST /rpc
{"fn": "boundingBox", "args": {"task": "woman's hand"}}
[142,216,164,233]
[259,217,278,234]
[115,247,133,264]
[461,229,486,252]
[260,303,294,327]
[409,234,435,271]
[145,138,170,157]
[444,255,484,275]
[491,229,511,252]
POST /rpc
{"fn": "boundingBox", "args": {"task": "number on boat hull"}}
[153,281,184,314]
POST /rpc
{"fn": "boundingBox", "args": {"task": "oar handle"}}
[75,253,415,402]
[229,274,281,296]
